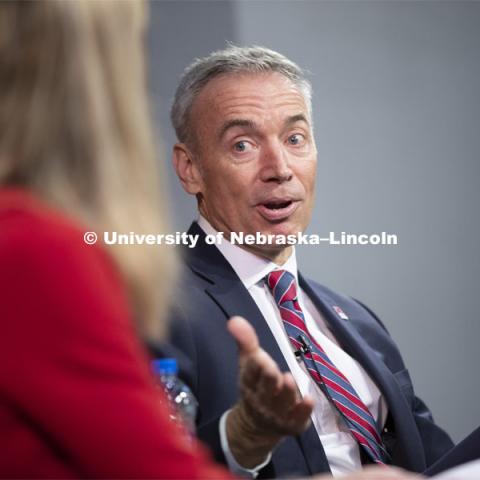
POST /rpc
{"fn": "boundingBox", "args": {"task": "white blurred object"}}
[433,460,480,479]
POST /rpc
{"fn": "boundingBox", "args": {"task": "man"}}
[167,46,453,477]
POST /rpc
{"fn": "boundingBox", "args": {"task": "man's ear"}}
[172,143,203,195]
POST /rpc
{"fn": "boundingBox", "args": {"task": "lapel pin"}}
[332,305,349,320]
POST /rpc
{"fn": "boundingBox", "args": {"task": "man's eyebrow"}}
[284,113,310,128]
[218,119,257,140]
[218,114,309,140]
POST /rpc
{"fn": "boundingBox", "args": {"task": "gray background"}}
[148,0,480,443]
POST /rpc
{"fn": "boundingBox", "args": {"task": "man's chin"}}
[239,240,293,265]
[255,223,302,239]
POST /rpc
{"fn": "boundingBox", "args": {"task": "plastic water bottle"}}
[151,358,198,436]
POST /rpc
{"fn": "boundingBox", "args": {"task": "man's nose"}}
[259,141,293,183]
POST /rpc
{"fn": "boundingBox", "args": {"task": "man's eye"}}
[233,140,251,152]
[287,134,305,145]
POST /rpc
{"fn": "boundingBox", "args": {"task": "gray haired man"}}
[167,45,453,478]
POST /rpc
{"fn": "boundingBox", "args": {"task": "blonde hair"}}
[0,0,173,339]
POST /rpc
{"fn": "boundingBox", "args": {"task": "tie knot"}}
[266,269,298,305]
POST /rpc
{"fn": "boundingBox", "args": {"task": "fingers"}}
[228,316,312,438]
[269,372,296,408]
[282,378,314,430]
[241,350,284,402]
[241,349,280,389]
[271,375,313,434]
[242,367,312,435]
[227,316,259,356]
[228,315,283,394]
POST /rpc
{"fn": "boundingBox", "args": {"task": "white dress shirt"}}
[198,217,388,477]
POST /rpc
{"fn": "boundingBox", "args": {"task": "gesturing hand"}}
[225,316,314,469]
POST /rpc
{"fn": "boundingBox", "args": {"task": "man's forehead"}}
[192,72,310,126]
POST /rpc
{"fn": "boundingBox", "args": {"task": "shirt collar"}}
[197,215,299,290]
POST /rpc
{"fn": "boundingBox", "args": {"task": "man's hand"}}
[225,316,314,469]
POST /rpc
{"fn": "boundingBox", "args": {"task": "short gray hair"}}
[170,45,312,145]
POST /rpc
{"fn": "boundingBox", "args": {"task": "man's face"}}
[184,72,317,262]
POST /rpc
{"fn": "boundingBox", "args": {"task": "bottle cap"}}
[151,358,178,375]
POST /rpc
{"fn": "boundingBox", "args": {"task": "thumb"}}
[227,316,259,357]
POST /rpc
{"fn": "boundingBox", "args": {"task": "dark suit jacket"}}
[166,222,454,477]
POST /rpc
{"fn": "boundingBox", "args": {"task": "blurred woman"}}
[0,1,228,477]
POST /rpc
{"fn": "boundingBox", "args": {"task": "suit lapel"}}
[184,222,289,373]
[300,274,426,471]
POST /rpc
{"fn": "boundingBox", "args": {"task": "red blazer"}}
[0,188,230,479]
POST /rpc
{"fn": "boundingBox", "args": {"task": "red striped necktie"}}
[266,269,388,464]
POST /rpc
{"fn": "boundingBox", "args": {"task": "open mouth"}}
[256,199,299,221]
[263,200,293,210]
